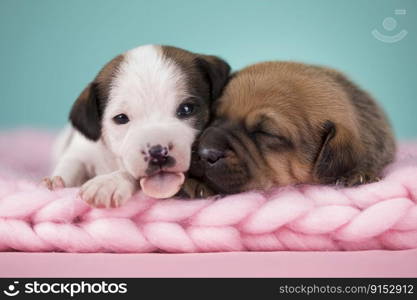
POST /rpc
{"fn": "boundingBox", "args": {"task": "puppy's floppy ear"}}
[196,55,231,100]
[69,82,102,141]
[313,120,361,182]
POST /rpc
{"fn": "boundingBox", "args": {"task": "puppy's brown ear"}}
[313,120,361,183]
[69,82,102,141]
[196,55,231,100]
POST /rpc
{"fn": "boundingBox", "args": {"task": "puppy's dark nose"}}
[199,148,225,165]
[149,144,168,166]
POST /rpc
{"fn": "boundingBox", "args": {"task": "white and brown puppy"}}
[43,45,230,207]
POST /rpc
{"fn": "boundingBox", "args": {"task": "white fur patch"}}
[102,45,197,178]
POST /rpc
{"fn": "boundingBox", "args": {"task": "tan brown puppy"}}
[190,61,396,194]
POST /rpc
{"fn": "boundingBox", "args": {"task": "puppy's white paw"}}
[80,172,137,208]
[41,176,65,190]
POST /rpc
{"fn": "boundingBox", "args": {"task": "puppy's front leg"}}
[80,171,138,208]
[42,157,87,190]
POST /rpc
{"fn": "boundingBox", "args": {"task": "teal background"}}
[0,0,416,137]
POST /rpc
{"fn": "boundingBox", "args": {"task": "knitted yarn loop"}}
[1,169,416,253]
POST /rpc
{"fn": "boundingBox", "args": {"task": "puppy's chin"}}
[200,162,251,195]
[205,172,275,195]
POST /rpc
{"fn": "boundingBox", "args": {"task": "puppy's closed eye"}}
[249,123,293,151]
[255,132,293,151]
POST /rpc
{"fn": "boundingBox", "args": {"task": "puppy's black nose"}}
[149,144,168,166]
[199,148,225,165]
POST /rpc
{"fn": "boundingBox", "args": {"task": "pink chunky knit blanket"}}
[0,130,416,253]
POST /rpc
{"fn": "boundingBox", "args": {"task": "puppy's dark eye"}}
[176,103,196,118]
[113,114,129,125]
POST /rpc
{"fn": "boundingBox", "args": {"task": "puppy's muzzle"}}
[198,126,229,168]
[144,143,176,176]
[191,124,252,194]
[148,144,170,167]
[199,148,225,165]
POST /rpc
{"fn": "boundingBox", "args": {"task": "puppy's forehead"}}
[217,89,279,124]
[107,45,189,115]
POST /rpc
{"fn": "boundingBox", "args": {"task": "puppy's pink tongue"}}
[140,172,185,199]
